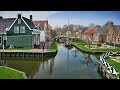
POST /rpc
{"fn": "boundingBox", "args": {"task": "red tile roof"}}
[33,20,52,30]
[84,28,96,35]
[33,20,48,25]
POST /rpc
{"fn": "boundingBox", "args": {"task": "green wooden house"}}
[6,14,41,48]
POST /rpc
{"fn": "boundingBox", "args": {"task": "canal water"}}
[0,44,104,79]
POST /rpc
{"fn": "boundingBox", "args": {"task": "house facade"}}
[83,28,96,42]
[92,26,106,44]
[106,22,120,45]
[0,16,16,47]
[0,14,41,48]
[33,20,52,42]
[82,26,106,44]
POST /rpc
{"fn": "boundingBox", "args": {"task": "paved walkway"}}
[0,49,53,53]
[0,42,53,53]
[110,56,120,63]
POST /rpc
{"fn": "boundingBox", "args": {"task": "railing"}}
[100,51,120,79]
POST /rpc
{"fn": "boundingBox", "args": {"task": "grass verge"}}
[0,66,25,79]
[106,57,120,71]
[48,42,57,52]
[72,41,120,53]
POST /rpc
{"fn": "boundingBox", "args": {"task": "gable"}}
[7,18,32,36]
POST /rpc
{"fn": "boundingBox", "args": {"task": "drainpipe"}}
[3,35,4,49]
[2,25,4,49]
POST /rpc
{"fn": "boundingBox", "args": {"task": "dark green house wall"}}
[7,35,32,48]
[7,18,33,48]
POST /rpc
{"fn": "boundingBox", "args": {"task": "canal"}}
[0,44,105,79]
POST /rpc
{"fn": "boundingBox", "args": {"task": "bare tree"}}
[89,23,95,28]
[113,27,117,47]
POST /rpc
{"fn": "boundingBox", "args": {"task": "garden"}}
[72,39,120,53]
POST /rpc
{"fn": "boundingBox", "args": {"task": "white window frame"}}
[20,26,25,33]
[3,36,7,40]
[14,26,19,33]
[18,19,21,24]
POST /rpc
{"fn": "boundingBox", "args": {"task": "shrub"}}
[97,43,101,47]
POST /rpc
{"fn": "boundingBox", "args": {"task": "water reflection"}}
[0,57,54,78]
[0,43,103,79]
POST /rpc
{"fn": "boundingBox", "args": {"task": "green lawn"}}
[48,42,57,52]
[0,66,25,79]
[72,41,120,53]
[106,57,120,72]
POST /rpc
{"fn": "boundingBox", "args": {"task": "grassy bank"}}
[48,42,57,52]
[0,66,25,79]
[72,40,120,53]
[106,57,120,71]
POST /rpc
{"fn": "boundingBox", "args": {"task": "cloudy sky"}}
[0,11,120,29]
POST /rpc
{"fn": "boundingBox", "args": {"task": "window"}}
[20,26,25,33]
[118,38,120,43]
[18,19,21,24]
[14,26,19,33]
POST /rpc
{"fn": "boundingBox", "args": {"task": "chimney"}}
[30,15,32,21]
[0,16,3,19]
[18,13,22,19]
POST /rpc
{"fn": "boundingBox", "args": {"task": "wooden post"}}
[18,53,20,57]
[14,52,16,57]
[33,53,34,58]
[10,53,11,57]
[28,53,30,58]
[23,53,24,57]
[42,53,43,58]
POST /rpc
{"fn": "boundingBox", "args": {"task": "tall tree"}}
[51,30,57,41]
[113,28,117,47]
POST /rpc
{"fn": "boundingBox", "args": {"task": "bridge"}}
[55,35,82,43]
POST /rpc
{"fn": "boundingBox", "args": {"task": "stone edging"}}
[73,44,103,54]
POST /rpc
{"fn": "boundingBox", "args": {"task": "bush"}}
[97,43,101,47]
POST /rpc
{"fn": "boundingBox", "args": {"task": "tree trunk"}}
[114,38,116,47]
[88,39,90,48]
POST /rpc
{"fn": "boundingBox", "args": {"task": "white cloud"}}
[49,17,116,29]
[49,18,95,29]
[0,11,62,20]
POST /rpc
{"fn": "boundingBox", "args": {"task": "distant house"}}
[0,14,41,48]
[65,30,72,37]
[83,28,96,42]
[93,26,106,44]
[106,22,120,46]
[33,20,52,42]
[72,30,82,38]
[82,26,107,44]
[0,16,15,47]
